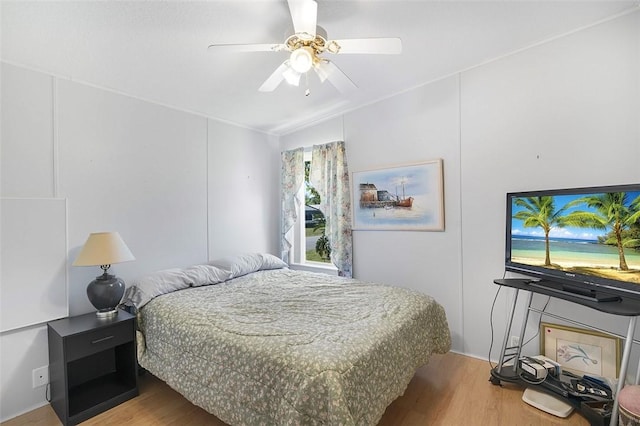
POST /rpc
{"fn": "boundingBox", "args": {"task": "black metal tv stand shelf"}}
[489,278,640,426]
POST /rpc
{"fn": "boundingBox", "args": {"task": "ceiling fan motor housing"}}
[285,27,340,73]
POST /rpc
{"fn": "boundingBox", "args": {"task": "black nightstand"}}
[48,309,138,425]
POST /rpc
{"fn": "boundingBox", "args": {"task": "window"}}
[303,160,331,264]
[288,152,333,268]
[282,142,351,276]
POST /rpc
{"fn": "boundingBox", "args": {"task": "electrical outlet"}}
[509,336,520,347]
[32,365,48,388]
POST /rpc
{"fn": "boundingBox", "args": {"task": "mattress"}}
[135,267,450,425]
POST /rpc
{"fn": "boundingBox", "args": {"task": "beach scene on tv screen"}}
[510,190,640,285]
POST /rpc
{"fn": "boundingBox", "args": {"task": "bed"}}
[123,253,451,425]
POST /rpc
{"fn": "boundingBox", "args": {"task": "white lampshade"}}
[283,66,302,86]
[289,47,313,73]
[73,232,135,267]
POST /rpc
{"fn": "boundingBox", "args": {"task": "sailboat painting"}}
[352,159,444,231]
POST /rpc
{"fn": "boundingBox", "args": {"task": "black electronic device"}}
[505,184,640,302]
[538,371,612,402]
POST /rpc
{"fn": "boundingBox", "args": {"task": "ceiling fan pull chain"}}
[305,72,311,97]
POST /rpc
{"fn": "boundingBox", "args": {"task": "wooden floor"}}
[3,352,589,426]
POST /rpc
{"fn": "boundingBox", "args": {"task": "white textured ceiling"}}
[2,1,638,134]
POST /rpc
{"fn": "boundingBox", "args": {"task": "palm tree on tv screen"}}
[567,192,640,271]
[513,196,573,266]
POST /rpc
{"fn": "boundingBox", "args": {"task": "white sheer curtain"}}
[310,141,353,277]
[280,147,305,264]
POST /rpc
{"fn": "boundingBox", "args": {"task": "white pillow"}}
[208,253,287,278]
[258,253,289,270]
[122,268,191,309]
[122,254,287,310]
[183,264,232,287]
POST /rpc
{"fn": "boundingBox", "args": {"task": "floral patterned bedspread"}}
[137,269,450,425]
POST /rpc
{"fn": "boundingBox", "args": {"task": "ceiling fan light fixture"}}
[283,65,302,86]
[315,60,332,83]
[289,47,314,73]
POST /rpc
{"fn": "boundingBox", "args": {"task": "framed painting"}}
[540,322,622,379]
[351,159,444,231]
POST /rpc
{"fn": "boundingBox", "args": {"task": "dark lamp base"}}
[87,272,125,317]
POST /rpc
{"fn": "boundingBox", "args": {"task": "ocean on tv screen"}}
[511,236,640,285]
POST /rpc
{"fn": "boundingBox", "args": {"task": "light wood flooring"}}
[3,352,589,425]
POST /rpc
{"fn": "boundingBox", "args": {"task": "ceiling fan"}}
[208,0,402,94]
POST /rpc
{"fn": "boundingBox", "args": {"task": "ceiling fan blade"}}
[258,61,290,92]
[315,61,357,93]
[287,0,317,39]
[208,43,286,53]
[329,38,402,54]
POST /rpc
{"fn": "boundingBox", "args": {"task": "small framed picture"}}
[541,322,622,379]
[351,159,444,231]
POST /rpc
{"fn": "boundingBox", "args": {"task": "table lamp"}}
[73,232,135,317]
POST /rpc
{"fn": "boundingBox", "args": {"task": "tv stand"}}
[527,279,621,303]
[490,278,640,426]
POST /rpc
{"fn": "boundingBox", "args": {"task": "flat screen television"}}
[505,184,640,302]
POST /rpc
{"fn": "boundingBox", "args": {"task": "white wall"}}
[0,63,279,421]
[346,76,464,351]
[281,11,640,364]
[1,65,54,198]
[57,79,210,314]
[280,116,344,152]
[460,10,640,362]
[208,122,280,259]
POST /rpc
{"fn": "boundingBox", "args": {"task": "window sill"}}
[289,262,338,276]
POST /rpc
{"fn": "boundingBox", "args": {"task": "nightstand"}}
[48,309,138,425]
